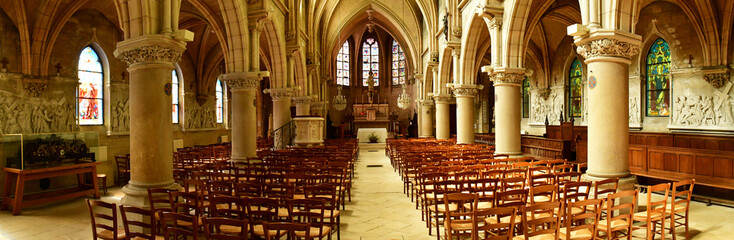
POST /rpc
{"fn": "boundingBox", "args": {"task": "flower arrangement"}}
[368,132,379,143]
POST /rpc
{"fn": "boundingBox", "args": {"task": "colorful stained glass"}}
[568,58,583,118]
[362,37,379,86]
[523,77,530,118]
[336,41,350,86]
[77,46,104,125]
[646,38,671,116]
[216,79,224,123]
[172,70,180,123]
[391,40,406,85]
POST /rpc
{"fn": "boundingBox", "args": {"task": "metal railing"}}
[271,120,296,150]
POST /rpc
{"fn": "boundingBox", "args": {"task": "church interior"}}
[1,0,734,239]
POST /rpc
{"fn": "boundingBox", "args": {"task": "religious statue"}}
[366,70,376,105]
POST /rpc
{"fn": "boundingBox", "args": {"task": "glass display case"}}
[2,131,99,170]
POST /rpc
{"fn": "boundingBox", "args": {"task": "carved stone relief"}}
[112,98,130,132]
[184,96,216,129]
[0,92,75,134]
[530,87,563,125]
[669,91,733,129]
[629,97,640,124]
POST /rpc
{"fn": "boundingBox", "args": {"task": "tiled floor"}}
[1,149,734,239]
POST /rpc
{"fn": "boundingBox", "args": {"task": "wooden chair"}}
[427,179,460,240]
[263,222,312,240]
[664,179,695,240]
[247,197,283,238]
[475,207,516,240]
[632,183,670,240]
[114,155,130,186]
[167,191,202,231]
[87,199,126,240]
[559,199,602,240]
[443,193,478,240]
[597,190,637,240]
[202,216,250,240]
[529,184,557,205]
[288,198,331,239]
[147,188,175,235]
[160,211,198,240]
[304,185,341,240]
[591,178,619,218]
[516,202,561,240]
[120,205,162,240]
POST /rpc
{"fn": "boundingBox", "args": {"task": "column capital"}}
[264,88,295,100]
[114,35,186,66]
[292,96,313,105]
[487,17,503,30]
[417,99,435,107]
[484,67,527,86]
[433,94,453,104]
[220,71,268,90]
[573,29,641,62]
[450,84,483,98]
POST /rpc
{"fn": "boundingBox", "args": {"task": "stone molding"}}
[433,94,453,104]
[575,38,640,60]
[417,99,435,107]
[452,86,480,97]
[488,17,502,30]
[702,71,730,89]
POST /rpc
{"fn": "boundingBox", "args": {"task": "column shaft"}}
[221,74,262,160]
[455,96,475,144]
[419,101,434,137]
[491,71,524,155]
[434,95,451,139]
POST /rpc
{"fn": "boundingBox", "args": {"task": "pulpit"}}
[293,117,324,147]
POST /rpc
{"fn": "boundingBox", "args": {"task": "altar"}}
[352,103,391,132]
[356,128,388,143]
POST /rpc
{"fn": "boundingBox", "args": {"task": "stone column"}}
[221,72,263,160]
[267,88,293,135]
[453,85,480,144]
[573,32,640,188]
[293,96,312,116]
[114,36,185,206]
[433,94,452,139]
[418,99,434,137]
[488,69,525,155]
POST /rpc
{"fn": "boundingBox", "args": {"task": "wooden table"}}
[1,162,100,215]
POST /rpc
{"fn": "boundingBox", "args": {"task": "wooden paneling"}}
[695,156,713,176]
[629,146,646,170]
[520,136,570,160]
[713,158,733,179]
[678,154,694,174]
[630,146,734,190]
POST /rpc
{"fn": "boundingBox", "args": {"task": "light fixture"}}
[333,85,347,111]
[397,83,411,109]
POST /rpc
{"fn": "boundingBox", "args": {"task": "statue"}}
[366,70,376,105]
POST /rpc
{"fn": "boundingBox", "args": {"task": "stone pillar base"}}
[121,182,181,208]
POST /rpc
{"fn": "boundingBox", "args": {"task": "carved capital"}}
[491,72,526,85]
[264,88,294,99]
[417,99,435,107]
[292,96,313,105]
[575,38,640,60]
[23,78,49,97]
[452,26,462,37]
[117,45,183,66]
[433,94,453,104]
[488,17,503,30]
[702,69,730,89]
[220,72,267,90]
[452,86,480,98]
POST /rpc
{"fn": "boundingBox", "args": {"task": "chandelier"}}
[333,85,347,111]
[397,84,411,109]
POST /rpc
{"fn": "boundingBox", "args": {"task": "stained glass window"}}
[522,77,530,118]
[172,69,180,123]
[336,41,350,86]
[568,58,583,118]
[77,46,104,125]
[646,38,671,116]
[216,79,224,123]
[392,40,406,85]
[362,37,379,86]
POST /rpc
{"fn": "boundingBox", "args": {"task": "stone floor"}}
[1,149,733,239]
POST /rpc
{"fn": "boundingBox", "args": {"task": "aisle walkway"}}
[340,149,430,239]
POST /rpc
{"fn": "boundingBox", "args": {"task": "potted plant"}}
[368,132,380,143]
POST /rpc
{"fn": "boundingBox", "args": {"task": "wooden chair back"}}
[475,207,516,240]
[521,202,561,239]
[160,211,198,240]
[563,199,602,240]
[120,205,157,240]
[87,199,125,240]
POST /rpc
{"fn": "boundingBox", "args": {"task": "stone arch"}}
[261,20,286,88]
[459,15,491,86]
[436,47,454,95]
[292,49,308,96]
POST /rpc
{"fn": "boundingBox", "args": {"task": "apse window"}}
[392,40,406,85]
[336,41,350,86]
[172,69,180,123]
[77,46,104,125]
[568,58,583,118]
[645,38,671,117]
[362,37,379,86]
[216,79,224,123]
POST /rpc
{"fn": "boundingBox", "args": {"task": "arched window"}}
[645,38,671,116]
[522,77,530,118]
[216,79,224,123]
[77,46,104,125]
[362,37,379,86]
[392,40,406,85]
[172,69,180,123]
[568,58,583,118]
[336,41,350,86]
